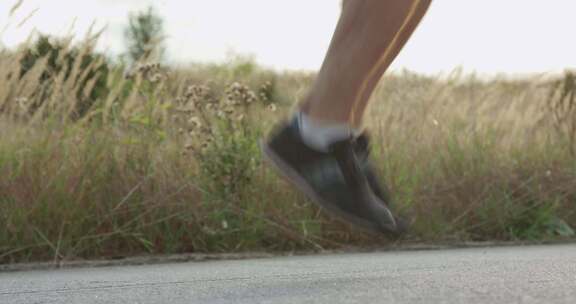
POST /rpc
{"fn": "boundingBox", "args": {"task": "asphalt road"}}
[2,244,576,304]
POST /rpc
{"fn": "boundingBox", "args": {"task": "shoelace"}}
[353,133,372,162]
[330,139,369,189]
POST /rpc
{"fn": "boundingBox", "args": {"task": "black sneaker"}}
[354,133,410,235]
[260,118,398,234]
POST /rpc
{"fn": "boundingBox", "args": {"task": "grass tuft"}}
[1,36,575,264]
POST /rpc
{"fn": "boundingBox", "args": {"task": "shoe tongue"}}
[352,132,370,158]
[327,136,355,152]
[356,131,369,145]
[328,137,370,188]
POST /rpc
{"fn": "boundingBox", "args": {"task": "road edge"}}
[2,239,575,273]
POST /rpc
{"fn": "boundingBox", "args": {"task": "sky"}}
[1,0,576,75]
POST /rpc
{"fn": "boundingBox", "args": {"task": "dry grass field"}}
[1,35,575,264]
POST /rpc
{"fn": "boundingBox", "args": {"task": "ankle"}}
[295,112,358,152]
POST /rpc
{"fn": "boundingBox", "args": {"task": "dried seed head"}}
[225,82,258,106]
[124,70,136,79]
[188,116,202,128]
[149,73,163,83]
[200,141,211,151]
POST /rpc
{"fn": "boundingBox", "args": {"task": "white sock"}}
[296,112,356,152]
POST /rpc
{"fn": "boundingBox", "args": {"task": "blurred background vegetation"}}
[1,6,575,264]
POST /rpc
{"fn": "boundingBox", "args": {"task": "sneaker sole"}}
[260,139,391,235]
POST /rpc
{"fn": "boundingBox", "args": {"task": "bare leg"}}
[263,1,433,233]
[300,0,432,128]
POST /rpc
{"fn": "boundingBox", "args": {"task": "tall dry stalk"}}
[546,71,576,156]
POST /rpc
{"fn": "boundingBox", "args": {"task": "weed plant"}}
[1,36,575,264]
